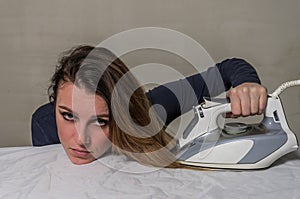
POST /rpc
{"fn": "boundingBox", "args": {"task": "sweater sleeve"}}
[31,103,60,146]
[146,58,261,125]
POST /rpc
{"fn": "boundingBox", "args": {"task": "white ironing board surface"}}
[0,144,299,199]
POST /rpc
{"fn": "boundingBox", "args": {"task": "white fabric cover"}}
[0,144,299,199]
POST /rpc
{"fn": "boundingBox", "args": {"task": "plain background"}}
[0,0,299,147]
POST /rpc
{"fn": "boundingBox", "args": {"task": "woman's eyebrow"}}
[58,105,76,113]
[90,113,110,120]
[58,105,109,118]
[95,114,110,118]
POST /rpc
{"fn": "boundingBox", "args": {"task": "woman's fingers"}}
[227,82,267,117]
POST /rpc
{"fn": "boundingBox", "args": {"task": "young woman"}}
[32,45,267,167]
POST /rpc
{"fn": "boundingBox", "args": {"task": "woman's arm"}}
[146,58,267,125]
[31,103,60,146]
[31,58,266,146]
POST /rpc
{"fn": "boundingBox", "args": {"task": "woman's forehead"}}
[57,81,109,114]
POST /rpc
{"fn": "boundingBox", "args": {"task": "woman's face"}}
[55,81,111,165]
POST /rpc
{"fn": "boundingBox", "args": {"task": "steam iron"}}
[176,80,300,169]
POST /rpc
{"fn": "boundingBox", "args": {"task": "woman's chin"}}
[69,156,96,165]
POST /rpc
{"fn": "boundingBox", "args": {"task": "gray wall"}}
[0,0,299,147]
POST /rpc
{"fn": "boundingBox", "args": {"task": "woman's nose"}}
[75,123,91,147]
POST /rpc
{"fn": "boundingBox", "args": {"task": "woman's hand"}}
[226,82,268,117]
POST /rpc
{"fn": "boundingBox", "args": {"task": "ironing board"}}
[0,144,299,199]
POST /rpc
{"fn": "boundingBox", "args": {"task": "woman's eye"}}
[96,118,108,127]
[61,112,74,121]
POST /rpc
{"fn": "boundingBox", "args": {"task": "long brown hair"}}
[49,45,180,167]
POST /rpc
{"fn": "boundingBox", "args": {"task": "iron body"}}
[176,96,299,169]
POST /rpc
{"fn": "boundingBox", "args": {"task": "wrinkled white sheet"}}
[0,144,299,199]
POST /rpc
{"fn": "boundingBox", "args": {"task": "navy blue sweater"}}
[31,58,260,146]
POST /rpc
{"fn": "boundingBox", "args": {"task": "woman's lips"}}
[70,148,91,158]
